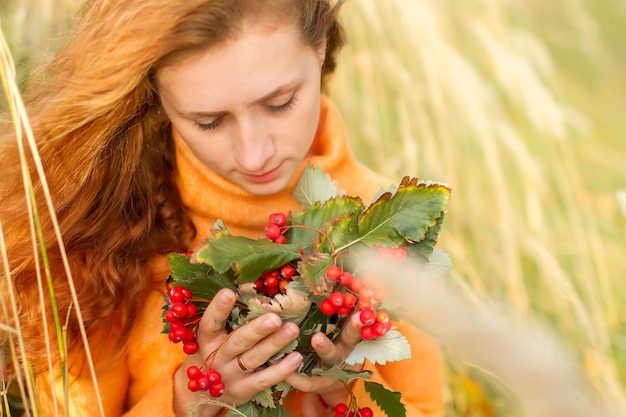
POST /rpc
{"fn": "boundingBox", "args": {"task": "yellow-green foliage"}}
[2,0,625,416]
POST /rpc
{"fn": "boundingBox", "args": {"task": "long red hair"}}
[0,0,345,372]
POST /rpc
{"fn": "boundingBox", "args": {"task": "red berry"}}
[372,321,390,337]
[186,365,202,379]
[185,303,197,317]
[376,310,390,324]
[164,310,178,323]
[350,278,364,292]
[359,407,374,417]
[360,325,374,340]
[359,309,376,326]
[339,271,353,286]
[209,381,225,397]
[342,292,357,309]
[181,287,193,300]
[280,264,296,279]
[207,369,222,383]
[264,224,281,240]
[171,303,187,318]
[268,212,287,227]
[273,235,287,244]
[333,403,348,413]
[329,291,344,307]
[196,375,210,391]
[265,275,279,289]
[336,306,353,316]
[183,341,199,354]
[279,280,290,293]
[325,265,342,280]
[187,379,200,392]
[320,299,337,315]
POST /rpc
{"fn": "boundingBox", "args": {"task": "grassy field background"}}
[1,0,625,416]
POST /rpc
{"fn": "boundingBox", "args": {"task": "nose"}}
[233,116,275,173]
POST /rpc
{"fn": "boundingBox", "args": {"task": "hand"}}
[173,288,304,417]
[284,312,364,410]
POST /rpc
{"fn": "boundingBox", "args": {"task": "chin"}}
[243,178,289,196]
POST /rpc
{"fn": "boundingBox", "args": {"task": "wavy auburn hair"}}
[0,0,346,372]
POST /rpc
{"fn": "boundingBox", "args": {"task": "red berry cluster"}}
[333,403,374,417]
[186,365,225,397]
[164,284,200,355]
[254,263,297,297]
[318,248,407,341]
[165,280,227,396]
[264,212,288,244]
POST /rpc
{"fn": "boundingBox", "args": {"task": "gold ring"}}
[237,355,253,372]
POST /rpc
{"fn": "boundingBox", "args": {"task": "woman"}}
[0,0,444,416]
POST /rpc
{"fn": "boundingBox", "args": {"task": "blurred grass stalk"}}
[0,11,104,417]
[329,0,626,414]
[1,0,625,416]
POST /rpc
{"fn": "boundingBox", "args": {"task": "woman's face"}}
[157,21,325,196]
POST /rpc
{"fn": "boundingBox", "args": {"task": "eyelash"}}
[193,94,297,132]
[268,94,297,113]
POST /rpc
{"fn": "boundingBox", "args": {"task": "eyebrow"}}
[177,80,299,119]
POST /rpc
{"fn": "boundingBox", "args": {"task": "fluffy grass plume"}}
[2,0,625,416]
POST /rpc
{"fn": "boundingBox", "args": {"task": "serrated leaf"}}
[226,402,261,417]
[195,235,301,283]
[287,196,364,252]
[298,251,334,295]
[310,366,373,381]
[291,163,338,207]
[313,213,360,254]
[364,381,406,417]
[408,212,446,257]
[167,253,237,300]
[238,284,312,325]
[251,388,276,409]
[345,329,412,365]
[168,252,212,282]
[358,179,450,247]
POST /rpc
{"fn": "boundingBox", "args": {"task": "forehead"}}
[156,22,314,110]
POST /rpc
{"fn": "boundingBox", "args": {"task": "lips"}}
[243,164,282,184]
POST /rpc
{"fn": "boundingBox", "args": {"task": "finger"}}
[221,313,284,354]
[284,371,344,394]
[222,352,304,402]
[196,288,236,344]
[312,314,363,367]
[234,322,299,371]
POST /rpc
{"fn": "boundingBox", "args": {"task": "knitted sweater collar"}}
[173,95,354,241]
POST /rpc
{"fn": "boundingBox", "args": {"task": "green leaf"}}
[287,196,364,252]
[358,178,450,247]
[408,211,446,257]
[364,381,406,417]
[345,329,412,365]
[313,212,360,254]
[310,366,373,381]
[226,401,261,417]
[167,253,237,299]
[168,252,211,282]
[195,235,301,283]
[291,163,338,207]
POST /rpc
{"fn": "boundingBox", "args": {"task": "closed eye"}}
[267,94,297,114]
[194,116,223,131]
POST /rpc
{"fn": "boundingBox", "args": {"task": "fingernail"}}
[286,352,303,367]
[263,314,281,330]
[218,289,235,306]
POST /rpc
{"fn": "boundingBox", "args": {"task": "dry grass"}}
[2,0,625,416]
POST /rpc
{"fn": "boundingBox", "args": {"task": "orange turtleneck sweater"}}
[37,96,444,417]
